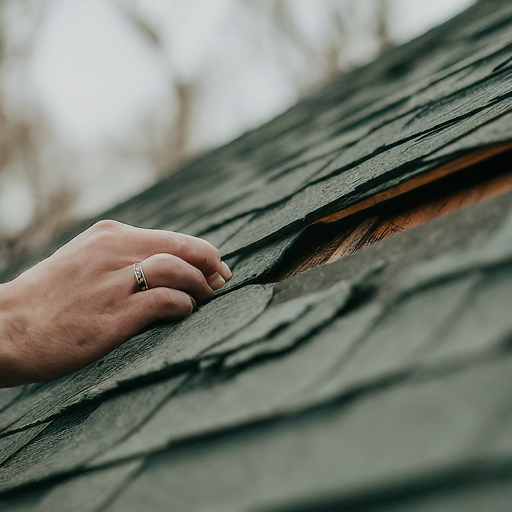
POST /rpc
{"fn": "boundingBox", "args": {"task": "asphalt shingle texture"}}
[2,1,512,510]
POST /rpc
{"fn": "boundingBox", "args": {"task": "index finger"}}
[94,221,225,278]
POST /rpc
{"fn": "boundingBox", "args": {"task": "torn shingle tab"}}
[3,0,512,510]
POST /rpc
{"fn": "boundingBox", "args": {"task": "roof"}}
[2,0,512,510]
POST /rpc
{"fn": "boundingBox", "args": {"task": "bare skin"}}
[0,220,231,388]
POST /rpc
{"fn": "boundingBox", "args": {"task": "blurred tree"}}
[375,0,393,52]
[0,0,76,264]
[113,0,393,175]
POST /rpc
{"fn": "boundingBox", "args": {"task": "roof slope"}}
[2,1,512,510]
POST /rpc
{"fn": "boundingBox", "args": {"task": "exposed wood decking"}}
[270,143,512,280]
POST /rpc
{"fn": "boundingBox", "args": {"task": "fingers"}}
[204,261,232,289]
[124,287,195,332]
[206,272,225,291]
[148,231,222,278]
[87,220,228,279]
[219,261,232,280]
[140,253,215,300]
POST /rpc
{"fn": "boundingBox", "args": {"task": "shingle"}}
[90,304,381,467]
[422,266,512,365]
[114,284,274,380]
[219,262,384,367]
[204,284,346,357]
[193,157,336,240]
[0,388,26,414]
[345,481,512,512]
[272,188,512,307]
[194,214,252,249]
[304,275,478,401]
[460,2,512,39]
[222,279,355,368]
[102,356,512,512]
[0,376,184,492]
[0,285,273,434]
[222,94,512,256]
[0,423,50,467]
[0,461,141,512]
[220,234,300,289]
[480,406,512,461]
[398,207,512,295]
[0,406,97,491]
[427,110,512,160]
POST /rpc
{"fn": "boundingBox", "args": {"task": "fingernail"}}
[190,296,196,309]
[209,272,225,291]
[220,261,232,280]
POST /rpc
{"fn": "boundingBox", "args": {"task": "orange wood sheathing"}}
[315,142,512,226]
[326,217,379,263]
[326,159,512,264]
[270,144,512,281]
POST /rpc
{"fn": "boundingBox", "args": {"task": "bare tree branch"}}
[375,0,394,52]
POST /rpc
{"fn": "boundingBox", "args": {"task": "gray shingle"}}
[103,357,512,512]
[91,304,381,467]
[0,376,184,492]
[222,279,355,368]
[220,235,299,289]
[0,461,141,512]
[422,267,512,365]
[308,275,479,401]
[0,423,50,467]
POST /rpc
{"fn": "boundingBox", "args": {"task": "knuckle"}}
[152,253,176,275]
[203,241,221,266]
[152,288,172,310]
[173,233,221,273]
[197,252,211,269]
[192,265,205,282]
[210,243,221,261]
[92,219,122,232]
[152,289,193,317]
[175,235,220,268]
[87,221,123,250]
[197,241,219,269]
[174,233,192,252]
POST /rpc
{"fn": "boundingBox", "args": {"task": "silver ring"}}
[133,262,149,291]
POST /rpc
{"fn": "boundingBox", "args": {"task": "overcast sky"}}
[31,0,475,147]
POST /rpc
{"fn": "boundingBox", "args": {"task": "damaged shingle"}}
[3,1,512,510]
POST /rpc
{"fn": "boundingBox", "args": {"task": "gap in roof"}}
[266,144,512,282]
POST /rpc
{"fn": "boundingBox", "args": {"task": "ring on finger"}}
[133,262,149,291]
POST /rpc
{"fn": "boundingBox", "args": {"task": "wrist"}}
[0,281,28,387]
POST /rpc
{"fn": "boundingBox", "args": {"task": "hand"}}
[0,220,231,387]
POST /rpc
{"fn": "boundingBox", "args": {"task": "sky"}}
[31,0,475,147]
[1,0,477,235]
